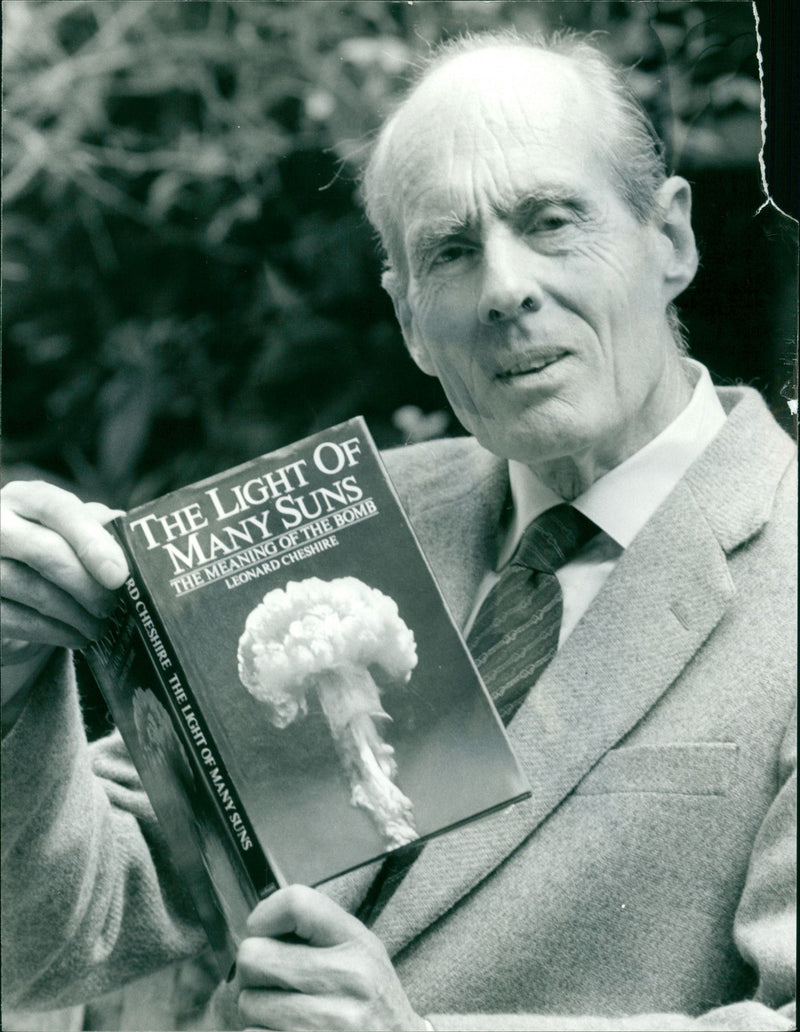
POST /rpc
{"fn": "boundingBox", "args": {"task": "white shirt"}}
[465,360,727,645]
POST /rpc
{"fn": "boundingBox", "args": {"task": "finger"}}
[2,481,128,589]
[84,501,127,525]
[1,599,91,651]
[2,639,53,667]
[237,936,364,995]
[246,885,368,946]
[2,512,122,618]
[238,988,358,1032]
[237,937,297,991]
[2,559,112,639]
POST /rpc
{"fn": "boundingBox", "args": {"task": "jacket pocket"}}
[573,742,738,797]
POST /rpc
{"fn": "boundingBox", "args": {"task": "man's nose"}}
[477,226,544,325]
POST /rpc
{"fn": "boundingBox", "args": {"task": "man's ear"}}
[653,177,699,303]
[381,269,437,376]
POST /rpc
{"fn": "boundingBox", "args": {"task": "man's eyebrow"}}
[407,214,476,263]
[501,191,590,221]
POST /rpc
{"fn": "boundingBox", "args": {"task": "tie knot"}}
[512,504,598,573]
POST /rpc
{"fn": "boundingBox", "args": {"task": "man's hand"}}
[236,885,429,1031]
[1,480,128,712]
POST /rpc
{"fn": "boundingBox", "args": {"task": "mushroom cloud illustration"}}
[237,576,420,848]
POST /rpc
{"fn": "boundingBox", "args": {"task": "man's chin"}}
[467,417,586,468]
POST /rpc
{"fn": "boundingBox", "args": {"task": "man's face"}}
[386,49,695,474]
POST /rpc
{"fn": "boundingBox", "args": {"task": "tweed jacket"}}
[2,384,796,1031]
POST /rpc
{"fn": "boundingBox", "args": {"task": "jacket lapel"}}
[373,390,794,957]
[391,440,509,631]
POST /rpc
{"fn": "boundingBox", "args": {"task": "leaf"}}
[147,171,188,220]
[97,371,157,486]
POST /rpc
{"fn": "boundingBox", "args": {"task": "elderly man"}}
[2,31,796,1032]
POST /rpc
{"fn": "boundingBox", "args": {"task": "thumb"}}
[84,502,127,525]
[246,885,367,946]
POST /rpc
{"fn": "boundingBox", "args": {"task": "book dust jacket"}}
[87,417,529,970]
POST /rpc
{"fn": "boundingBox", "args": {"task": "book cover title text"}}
[128,435,378,592]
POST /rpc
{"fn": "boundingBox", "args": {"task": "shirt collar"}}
[499,359,727,566]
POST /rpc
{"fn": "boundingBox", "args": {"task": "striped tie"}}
[468,503,599,723]
[357,503,597,925]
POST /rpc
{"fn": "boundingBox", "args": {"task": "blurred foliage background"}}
[3,0,797,511]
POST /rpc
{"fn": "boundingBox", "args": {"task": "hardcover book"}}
[86,417,529,973]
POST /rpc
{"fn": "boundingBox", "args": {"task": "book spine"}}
[108,528,277,898]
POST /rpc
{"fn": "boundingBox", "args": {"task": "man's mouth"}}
[495,352,567,380]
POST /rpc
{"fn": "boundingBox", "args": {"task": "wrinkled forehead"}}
[380,48,606,242]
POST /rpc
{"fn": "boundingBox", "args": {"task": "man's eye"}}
[431,242,473,267]
[531,212,571,232]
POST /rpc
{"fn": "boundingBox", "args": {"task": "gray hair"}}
[362,29,687,350]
